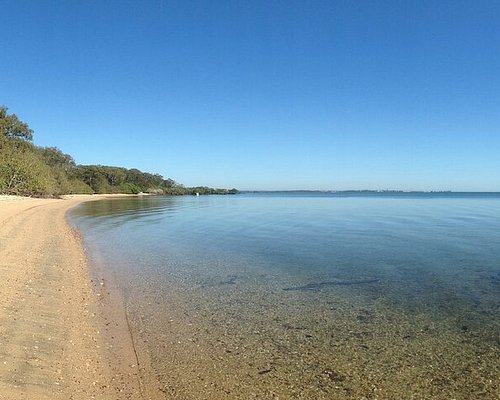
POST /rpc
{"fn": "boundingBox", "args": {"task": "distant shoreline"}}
[239,190,500,196]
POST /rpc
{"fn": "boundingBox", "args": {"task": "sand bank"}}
[0,195,161,400]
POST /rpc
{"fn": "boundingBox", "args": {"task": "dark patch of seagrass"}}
[283,279,379,291]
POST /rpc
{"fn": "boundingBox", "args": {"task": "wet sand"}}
[0,195,162,400]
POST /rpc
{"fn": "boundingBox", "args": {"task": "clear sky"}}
[1,1,499,191]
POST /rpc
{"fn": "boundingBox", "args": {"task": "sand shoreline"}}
[0,195,161,399]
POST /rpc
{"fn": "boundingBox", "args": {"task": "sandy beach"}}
[0,195,161,400]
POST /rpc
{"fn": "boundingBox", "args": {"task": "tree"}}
[163,178,176,188]
[0,106,33,141]
[38,147,76,171]
[0,139,55,195]
[1,105,239,197]
[35,147,79,195]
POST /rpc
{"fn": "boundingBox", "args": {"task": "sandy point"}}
[0,195,162,400]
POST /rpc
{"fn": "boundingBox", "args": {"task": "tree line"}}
[0,106,238,197]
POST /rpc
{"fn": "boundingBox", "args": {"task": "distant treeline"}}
[0,106,238,197]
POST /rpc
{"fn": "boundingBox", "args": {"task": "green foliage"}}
[0,106,33,141]
[92,174,112,194]
[68,178,94,194]
[73,165,171,194]
[163,185,240,196]
[37,147,78,195]
[120,182,141,194]
[38,147,76,171]
[0,105,239,197]
[0,138,55,195]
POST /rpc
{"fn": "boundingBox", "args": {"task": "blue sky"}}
[1,1,499,191]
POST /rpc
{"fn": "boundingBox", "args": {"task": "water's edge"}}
[69,194,500,399]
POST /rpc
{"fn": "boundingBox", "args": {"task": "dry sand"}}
[0,195,162,400]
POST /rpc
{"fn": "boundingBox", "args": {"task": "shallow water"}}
[70,193,500,399]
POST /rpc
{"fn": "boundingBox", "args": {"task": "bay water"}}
[70,192,500,399]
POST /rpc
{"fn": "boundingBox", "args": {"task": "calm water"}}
[70,193,500,399]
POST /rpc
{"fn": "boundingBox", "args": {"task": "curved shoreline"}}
[0,195,161,399]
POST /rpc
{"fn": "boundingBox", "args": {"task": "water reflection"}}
[70,193,500,399]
